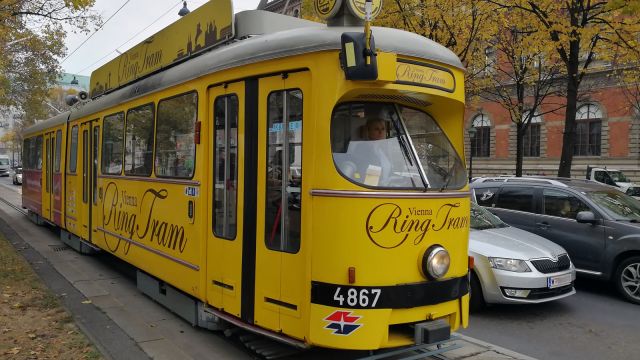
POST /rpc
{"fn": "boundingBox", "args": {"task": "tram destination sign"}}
[89,0,234,97]
[395,59,456,93]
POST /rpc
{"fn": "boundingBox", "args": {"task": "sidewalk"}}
[0,183,536,360]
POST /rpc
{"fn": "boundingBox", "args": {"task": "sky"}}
[61,0,262,76]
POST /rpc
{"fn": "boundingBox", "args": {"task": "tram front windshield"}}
[331,102,466,190]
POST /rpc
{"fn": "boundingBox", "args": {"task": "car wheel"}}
[615,256,640,305]
[469,272,485,312]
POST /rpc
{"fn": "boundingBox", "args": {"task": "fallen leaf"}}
[27,333,36,339]
[81,300,92,304]
[6,347,21,355]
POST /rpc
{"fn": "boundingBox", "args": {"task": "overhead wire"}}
[60,0,132,65]
[75,0,184,75]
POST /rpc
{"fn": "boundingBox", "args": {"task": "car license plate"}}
[547,273,572,289]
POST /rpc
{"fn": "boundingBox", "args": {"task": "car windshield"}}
[470,203,508,230]
[627,187,640,197]
[330,102,466,190]
[16,168,22,174]
[585,190,640,221]
[609,171,628,182]
[0,158,9,165]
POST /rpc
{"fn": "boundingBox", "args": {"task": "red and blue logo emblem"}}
[324,310,362,335]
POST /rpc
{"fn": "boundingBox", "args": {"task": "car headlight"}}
[422,245,450,280]
[488,257,531,272]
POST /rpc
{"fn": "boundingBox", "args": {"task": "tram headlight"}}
[422,245,450,280]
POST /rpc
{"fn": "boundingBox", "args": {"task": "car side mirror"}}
[576,211,597,224]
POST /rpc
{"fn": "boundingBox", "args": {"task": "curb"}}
[0,208,150,360]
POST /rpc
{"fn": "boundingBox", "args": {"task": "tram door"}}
[207,82,245,318]
[254,72,308,338]
[78,120,100,242]
[42,131,55,222]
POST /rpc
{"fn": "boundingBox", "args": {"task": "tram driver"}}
[344,117,393,186]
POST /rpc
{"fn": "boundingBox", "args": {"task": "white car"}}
[10,167,22,185]
[0,156,10,177]
[469,203,576,311]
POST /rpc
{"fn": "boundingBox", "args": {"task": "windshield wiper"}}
[388,113,413,167]
[439,159,460,191]
[389,106,429,189]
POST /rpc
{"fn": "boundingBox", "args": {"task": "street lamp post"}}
[468,126,477,182]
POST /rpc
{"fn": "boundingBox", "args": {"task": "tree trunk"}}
[516,122,523,177]
[558,42,581,178]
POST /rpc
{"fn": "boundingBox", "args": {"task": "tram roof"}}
[25,10,463,136]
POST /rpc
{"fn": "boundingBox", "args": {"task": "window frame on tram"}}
[330,101,466,191]
[101,112,125,175]
[69,125,79,174]
[124,103,156,177]
[54,129,62,173]
[22,138,31,169]
[212,93,239,240]
[155,91,198,179]
[264,88,303,254]
[35,135,43,170]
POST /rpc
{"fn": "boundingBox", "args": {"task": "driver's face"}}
[368,121,386,140]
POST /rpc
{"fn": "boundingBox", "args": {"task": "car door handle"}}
[536,222,550,230]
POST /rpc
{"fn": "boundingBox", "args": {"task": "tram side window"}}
[22,139,31,170]
[265,89,303,254]
[69,125,79,173]
[155,92,197,178]
[54,129,62,173]
[101,113,124,175]
[213,94,238,240]
[125,104,155,176]
[35,135,43,170]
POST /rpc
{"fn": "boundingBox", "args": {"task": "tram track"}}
[0,191,27,216]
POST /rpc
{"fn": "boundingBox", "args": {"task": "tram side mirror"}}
[340,32,378,81]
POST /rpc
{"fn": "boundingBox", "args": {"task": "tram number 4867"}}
[334,287,382,308]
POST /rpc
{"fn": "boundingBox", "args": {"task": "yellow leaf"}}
[6,347,21,355]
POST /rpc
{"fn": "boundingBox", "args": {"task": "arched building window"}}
[523,111,541,157]
[471,113,491,157]
[574,103,602,156]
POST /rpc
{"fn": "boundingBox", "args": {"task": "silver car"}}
[11,167,22,185]
[469,203,576,311]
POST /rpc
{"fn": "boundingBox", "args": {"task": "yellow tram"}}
[21,0,470,350]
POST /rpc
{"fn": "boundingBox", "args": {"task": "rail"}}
[0,192,27,216]
[357,335,462,360]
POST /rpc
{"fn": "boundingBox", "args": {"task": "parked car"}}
[469,203,575,311]
[471,176,640,304]
[10,167,22,185]
[0,155,10,177]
